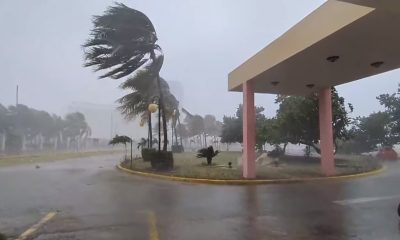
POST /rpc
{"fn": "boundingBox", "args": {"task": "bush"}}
[172,145,184,153]
[141,148,156,162]
[0,233,6,240]
[149,151,174,170]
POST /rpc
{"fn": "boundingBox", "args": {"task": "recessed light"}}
[271,81,279,86]
[326,56,340,63]
[306,84,315,89]
[371,61,384,68]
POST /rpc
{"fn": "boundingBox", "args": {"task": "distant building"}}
[67,102,147,140]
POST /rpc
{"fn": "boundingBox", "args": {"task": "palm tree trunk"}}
[174,124,178,146]
[171,122,174,146]
[177,117,183,146]
[130,141,133,168]
[156,75,168,151]
[148,111,152,148]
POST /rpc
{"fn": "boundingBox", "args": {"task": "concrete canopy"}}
[228,0,400,95]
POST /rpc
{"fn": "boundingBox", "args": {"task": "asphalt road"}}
[1,154,400,240]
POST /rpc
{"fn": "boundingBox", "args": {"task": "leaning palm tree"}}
[117,70,155,148]
[83,3,169,151]
[109,135,133,162]
[118,70,178,149]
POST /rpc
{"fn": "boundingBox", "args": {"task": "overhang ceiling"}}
[228,0,400,95]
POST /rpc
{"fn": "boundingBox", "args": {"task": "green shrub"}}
[141,148,156,162]
[149,151,174,170]
[0,232,6,240]
[172,145,184,153]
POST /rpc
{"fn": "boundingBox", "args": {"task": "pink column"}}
[319,88,335,176]
[243,81,256,179]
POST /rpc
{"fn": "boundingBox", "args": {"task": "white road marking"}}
[334,195,400,205]
[16,211,57,240]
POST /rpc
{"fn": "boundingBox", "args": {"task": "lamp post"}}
[148,96,160,151]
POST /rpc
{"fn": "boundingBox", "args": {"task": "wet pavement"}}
[1,155,400,240]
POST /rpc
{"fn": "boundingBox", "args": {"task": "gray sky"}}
[0,0,398,121]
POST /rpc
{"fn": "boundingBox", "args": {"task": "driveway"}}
[0,154,399,239]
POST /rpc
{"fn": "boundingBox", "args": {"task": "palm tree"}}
[109,134,133,161]
[83,3,169,151]
[117,70,178,150]
[197,146,219,165]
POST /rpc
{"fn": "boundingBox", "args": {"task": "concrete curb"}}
[116,163,385,185]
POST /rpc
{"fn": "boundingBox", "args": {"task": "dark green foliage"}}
[141,148,156,162]
[220,105,266,149]
[197,146,219,165]
[376,85,400,144]
[171,144,184,153]
[109,135,133,161]
[0,103,90,153]
[83,3,159,78]
[149,151,174,170]
[351,112,395,150]
[137,138,148,149]
[0,232,6,240]
[273,87,353,153]
[83,3,174,151]
[63,112,91,140]
[267,145,284,159]
[109,135,132,145]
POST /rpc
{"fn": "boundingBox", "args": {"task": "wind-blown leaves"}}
[83,3,159,80]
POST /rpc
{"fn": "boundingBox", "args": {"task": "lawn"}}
[122,151,382,180]
[0,150,123,168]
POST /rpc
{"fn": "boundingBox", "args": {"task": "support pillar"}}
[243,81,256,179]
[319,88,335,176]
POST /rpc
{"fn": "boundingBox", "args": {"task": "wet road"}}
[1,155,400,240]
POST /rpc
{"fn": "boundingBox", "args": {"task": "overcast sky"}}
[1,0,399,121]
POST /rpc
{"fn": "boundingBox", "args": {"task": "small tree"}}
[109,135,133,165]
[275,87,353,153]
[220,105,267,149]
[197,146,219,165]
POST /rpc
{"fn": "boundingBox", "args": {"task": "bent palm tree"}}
[197,146,219,165]
[83,3,169,151]
[117,70,178,149]
[109,135,132,159]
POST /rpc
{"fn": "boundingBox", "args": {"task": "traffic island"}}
[117,152,384,185]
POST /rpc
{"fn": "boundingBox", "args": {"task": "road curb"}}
[116,163,385,185]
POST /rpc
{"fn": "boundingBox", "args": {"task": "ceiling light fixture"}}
[326,56,340,63]
[271,81,279,86]
[371,61,384,68]
[306,84,315,89]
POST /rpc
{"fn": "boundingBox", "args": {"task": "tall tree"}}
[83,3,169,151]
[220,104,267,149]
[350,112,395,151]
[117,70,177,149]
[377,84,400,143]
[275,87,353,153]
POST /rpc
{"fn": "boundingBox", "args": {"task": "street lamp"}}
[148,96,161,151]
[148,103,158,113]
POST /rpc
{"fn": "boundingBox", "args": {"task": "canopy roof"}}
[228,0,400,95]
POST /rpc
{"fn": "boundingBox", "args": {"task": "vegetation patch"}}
[0,150,122,168]
[0,232,6,240]
[121,152,382,180]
